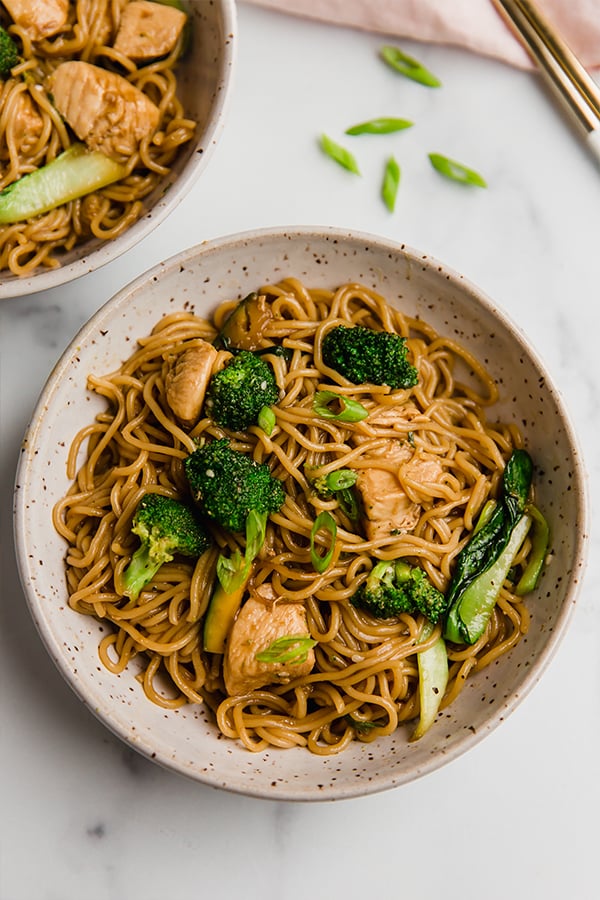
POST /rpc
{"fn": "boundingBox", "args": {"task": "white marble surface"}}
[1,3,599,898]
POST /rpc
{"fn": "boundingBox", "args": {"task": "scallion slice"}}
[345,117,413,135]
[255,634,317,665]
[325,468,358,491]
[313,390,368,422]
[428,153,487,187]
[258,405,276,436]
[382,156,401,211]
[319,134,361,174]
[310,511,337,573]
[338,487,360,521]
[380,45,441,87]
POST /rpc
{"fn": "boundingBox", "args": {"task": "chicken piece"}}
[165,341,218,427]
[8,91,44,157]
[91,0,129,47]
[15,92,44,153]
[47,61,160,162]
[352,404,424,459]
[113,0,187,62]
[352,402,444,539]
[223,585,315,696]
[2,0,69,41]
[356,441,416,539]
[363,402,424,440]
[356,441,444,540]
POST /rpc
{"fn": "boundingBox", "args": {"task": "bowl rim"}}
[13,225,591,799]
[0,0,238,301]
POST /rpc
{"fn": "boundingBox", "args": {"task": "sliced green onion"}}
[310,510,337,573]
[319,134,361,174]
[306,466,358,493]
[313,390,369,423]
[325,469,358,491]
[255,634,317,664]
[216,509,267,594]
[428,153,487,187]
[306,467,360,521]
[338,487,360,521]
[515,504,550,595]
[345,117,413,135]
[381,156,401,212]
[258,405,276,436]
[380,45,441,87]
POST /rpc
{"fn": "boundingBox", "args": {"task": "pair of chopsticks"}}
[492,0,600,162]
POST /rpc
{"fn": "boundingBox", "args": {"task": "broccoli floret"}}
[0,27,18,77]
[322,324,418,389]
[184,439,285,533]
[122,493,212,600]
[205,350,279,430]
[352,560,446,623]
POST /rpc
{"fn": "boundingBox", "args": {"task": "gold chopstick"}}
[492,0,600,159]
[513,0,600,119]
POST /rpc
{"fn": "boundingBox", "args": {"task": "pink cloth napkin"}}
[243,0,600,70]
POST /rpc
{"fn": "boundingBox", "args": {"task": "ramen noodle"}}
[0,0,196,276]
[53,279,540,754]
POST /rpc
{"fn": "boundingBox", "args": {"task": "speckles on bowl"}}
[13,225,589,802]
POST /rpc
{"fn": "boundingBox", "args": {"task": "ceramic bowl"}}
[14,226,588,800]
[0,0,236,300]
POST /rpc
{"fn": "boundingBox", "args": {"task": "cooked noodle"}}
[0,0,196,275]
[53,279,535,754]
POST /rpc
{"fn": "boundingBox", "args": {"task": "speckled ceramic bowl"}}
[14,227,588,800]
[0,0,236,300]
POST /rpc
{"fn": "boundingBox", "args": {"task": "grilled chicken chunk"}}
[354,405,445,540]
[223,585,315,696]
[114,0,187,62]
[2,0,69,41]
[356,443,444,540]
[47,61,160,162]
[165,342,219,428]
[3,91,43,157]
[91,0,129,47]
